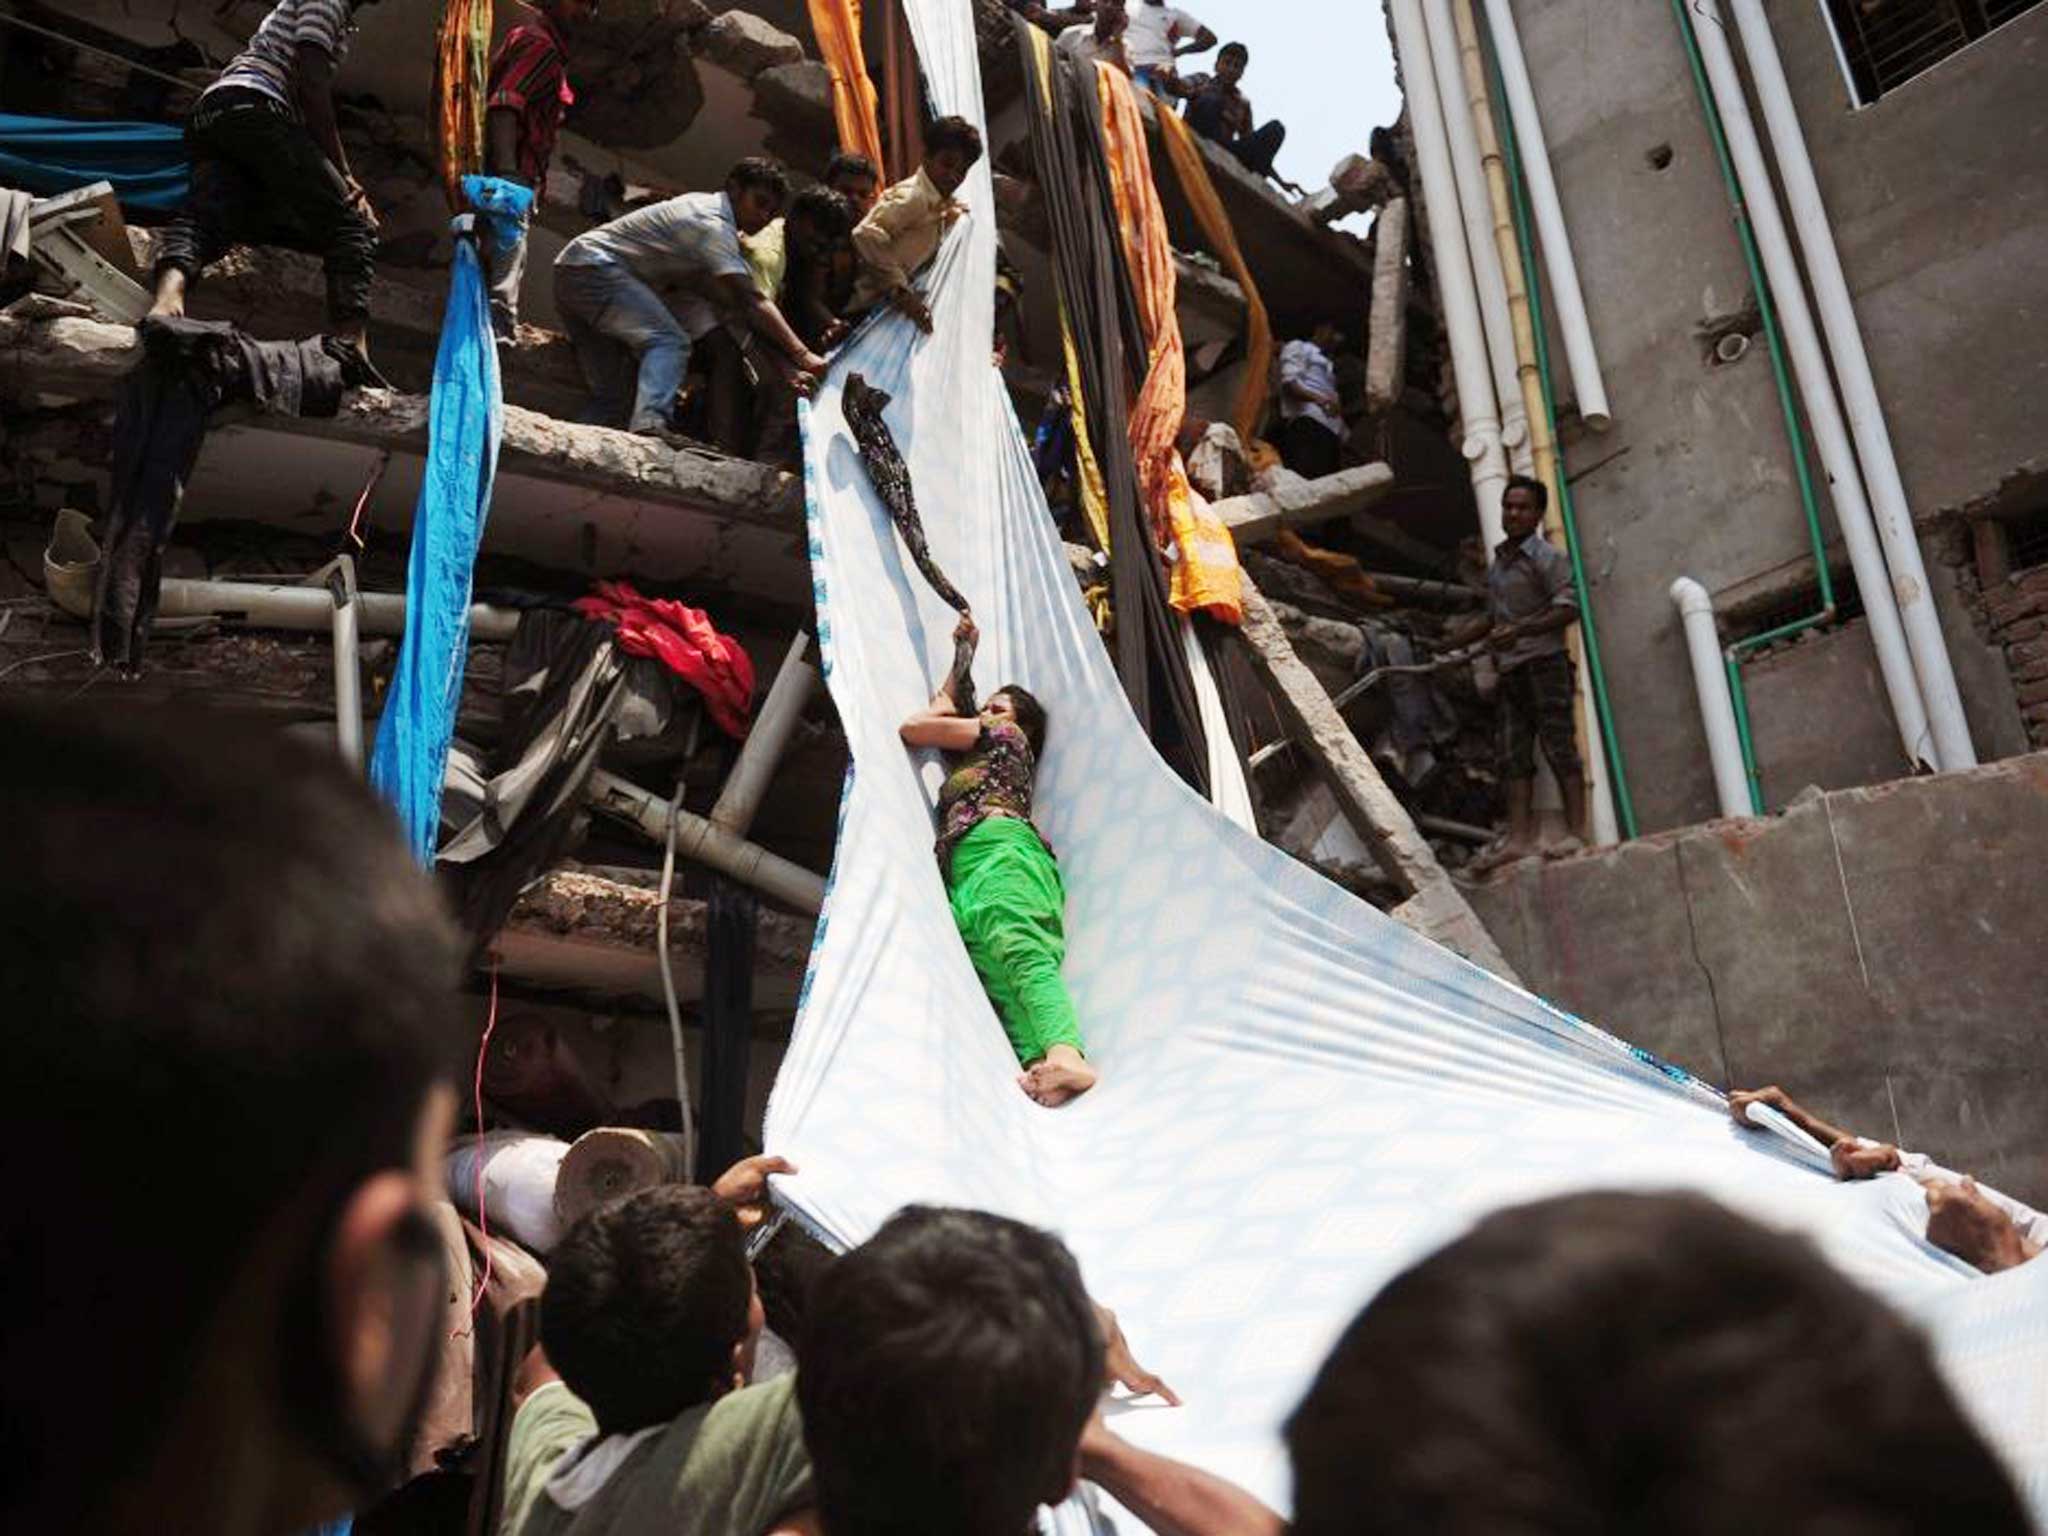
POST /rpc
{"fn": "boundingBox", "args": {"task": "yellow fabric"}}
[806,0,886,169]
[433,0,492,208]
[1095,66,1242,625]
[743,217,788,302]
[1024,24,1112,555]
[849,167,964,307]
[1153,104,1273,447]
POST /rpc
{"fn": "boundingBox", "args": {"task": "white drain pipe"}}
[1479,0,1612,430]
[1684,0,1935,771]
[1387,0,1512,551]
[1420,0,1532,473]
[1725,0,1975,771]
[1671,578,1752,818]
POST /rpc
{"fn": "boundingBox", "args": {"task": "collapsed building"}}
[3,0,2047,1513]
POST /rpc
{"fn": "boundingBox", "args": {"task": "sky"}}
[1162,0,1404,196]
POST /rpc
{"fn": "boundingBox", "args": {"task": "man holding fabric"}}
[849,117,983,335]
[150,0,385,384]
[552,157,827,439]
[1122,0,1215,95]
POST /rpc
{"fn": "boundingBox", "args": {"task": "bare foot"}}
[1018,1047,1098,1108]
[149,268,187,322]
[1470,839,1535,876]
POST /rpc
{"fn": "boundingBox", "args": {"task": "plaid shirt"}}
[486,10,574,195]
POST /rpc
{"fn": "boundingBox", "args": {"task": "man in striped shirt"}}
[151,0,385,382]
[483,0,597,340]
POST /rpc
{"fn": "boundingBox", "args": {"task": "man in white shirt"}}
[552,157,826,438]
[1123,0,1215,94]
[1056,0,1131,73]
[1277,322,1347,478]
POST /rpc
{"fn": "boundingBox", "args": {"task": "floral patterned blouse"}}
[935,718,1052,871]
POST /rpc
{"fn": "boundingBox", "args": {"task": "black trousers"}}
[155,88,376,326]
[1281,415,1342,479]
[1226,120,1287,179]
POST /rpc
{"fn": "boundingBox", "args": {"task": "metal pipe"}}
[306,556,363,771]
[1671,578,1753,818]
[1478,0,1612,430]
[1724,0,1975,772]
[1387,0,1513,552]
[588,768,826,913]
[1456,0,1617,844]
[708,631,818,837]
[150,578,522,641]
[1419,0,1532,472]
[1678,0,1935,775]
[1487,20,1641,839]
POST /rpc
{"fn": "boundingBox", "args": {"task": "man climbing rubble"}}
[483,0,598,341]
[150,0,387,387]
[552,157,828,439]
[1181,42,1302,192]
[1459,474,1588,870]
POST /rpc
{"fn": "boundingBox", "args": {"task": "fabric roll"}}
[0,113,190,214]
[444,1130,571,1253]
[554,1128,689,1229]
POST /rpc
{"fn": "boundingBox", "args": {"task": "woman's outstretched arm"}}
[901,615,982,750]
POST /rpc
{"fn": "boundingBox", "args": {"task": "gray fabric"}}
[487,204,531,336]
[1487,530,1577,671]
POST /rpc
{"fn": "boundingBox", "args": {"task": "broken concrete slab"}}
[1236,574,1516,980]
[1213,464,1396,545]
[753,61,835,139]
[1366,197,1409,414]
[696,10,807,76]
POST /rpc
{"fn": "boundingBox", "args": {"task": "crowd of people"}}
[6,702,2038,1536]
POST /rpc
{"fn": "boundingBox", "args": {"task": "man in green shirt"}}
[501,1184,814,1536]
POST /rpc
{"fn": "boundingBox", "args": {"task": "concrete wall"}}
[1513,0,2048,832]
[1467,753,2048,1206]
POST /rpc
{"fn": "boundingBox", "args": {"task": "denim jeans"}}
[552,258,691,433]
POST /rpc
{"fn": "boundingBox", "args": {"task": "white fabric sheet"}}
[763,1,2048,1521]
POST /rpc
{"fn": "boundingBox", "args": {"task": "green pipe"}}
[1668,0,1834,815]
[1485,34,1639,839]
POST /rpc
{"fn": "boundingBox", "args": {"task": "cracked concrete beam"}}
[1213,464,1397,544]
[0,314,803,533]
[1366,198,1410,415]
[1236,573,1516,979]
[696,11,807,77]
[499,867,814,1011]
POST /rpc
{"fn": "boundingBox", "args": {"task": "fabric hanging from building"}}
[765,10,2048,1528]
[432,0,495,207]
[1018,25,1210,792]
[878,0,926,181]
[1153,104,1274,446]
[842,370,977,614]
[92,318,344,672]
[372,176,533,862]
[696,873,759,1183]
[0,114,189,215]
[806,0,886,169]
[573,580,756,739]
[1093,66,1242,625]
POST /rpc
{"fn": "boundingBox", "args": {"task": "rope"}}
[456,960,501,1331]
[657,778,698,1177]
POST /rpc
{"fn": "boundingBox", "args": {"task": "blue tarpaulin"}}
[0,114,189,214]
[370,175,534,863]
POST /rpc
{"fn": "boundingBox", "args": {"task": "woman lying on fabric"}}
[900,616,1098,1107]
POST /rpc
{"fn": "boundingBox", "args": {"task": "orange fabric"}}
[1273,529,1393,611]
[1094,67,1242,625]
[1153,104,1273,447]
[433,0,493,208]
[807,0,886,169]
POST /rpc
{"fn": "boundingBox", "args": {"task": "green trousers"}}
[945,816,1086,1066]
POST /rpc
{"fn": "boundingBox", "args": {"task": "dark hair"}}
[542,1185,753,1434]
[0,704,463,1514]
[1286,1191,2030,1536]
[825,149,880,188]
[1219,40,1248,60]
[1503,472,1549,513]
[788,184,854,239]
[797,1207,1103,1536]
[925,115,985,166]
[726,156,791,201]
[994,683,1048,759]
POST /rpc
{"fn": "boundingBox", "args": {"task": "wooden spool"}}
[553,1128,690,1229]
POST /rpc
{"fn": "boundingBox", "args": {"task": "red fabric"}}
[573,581,756,738]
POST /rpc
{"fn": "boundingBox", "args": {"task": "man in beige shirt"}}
[850,116,984,333]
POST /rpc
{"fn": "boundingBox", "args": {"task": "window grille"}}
[1820,0,2045,104]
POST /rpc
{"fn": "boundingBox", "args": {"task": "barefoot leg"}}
[149,266,188,321]
[1021,1045,1098,1108]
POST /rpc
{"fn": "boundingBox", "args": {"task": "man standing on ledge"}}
[150,0,385,385]
[1463,474,1588,871]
